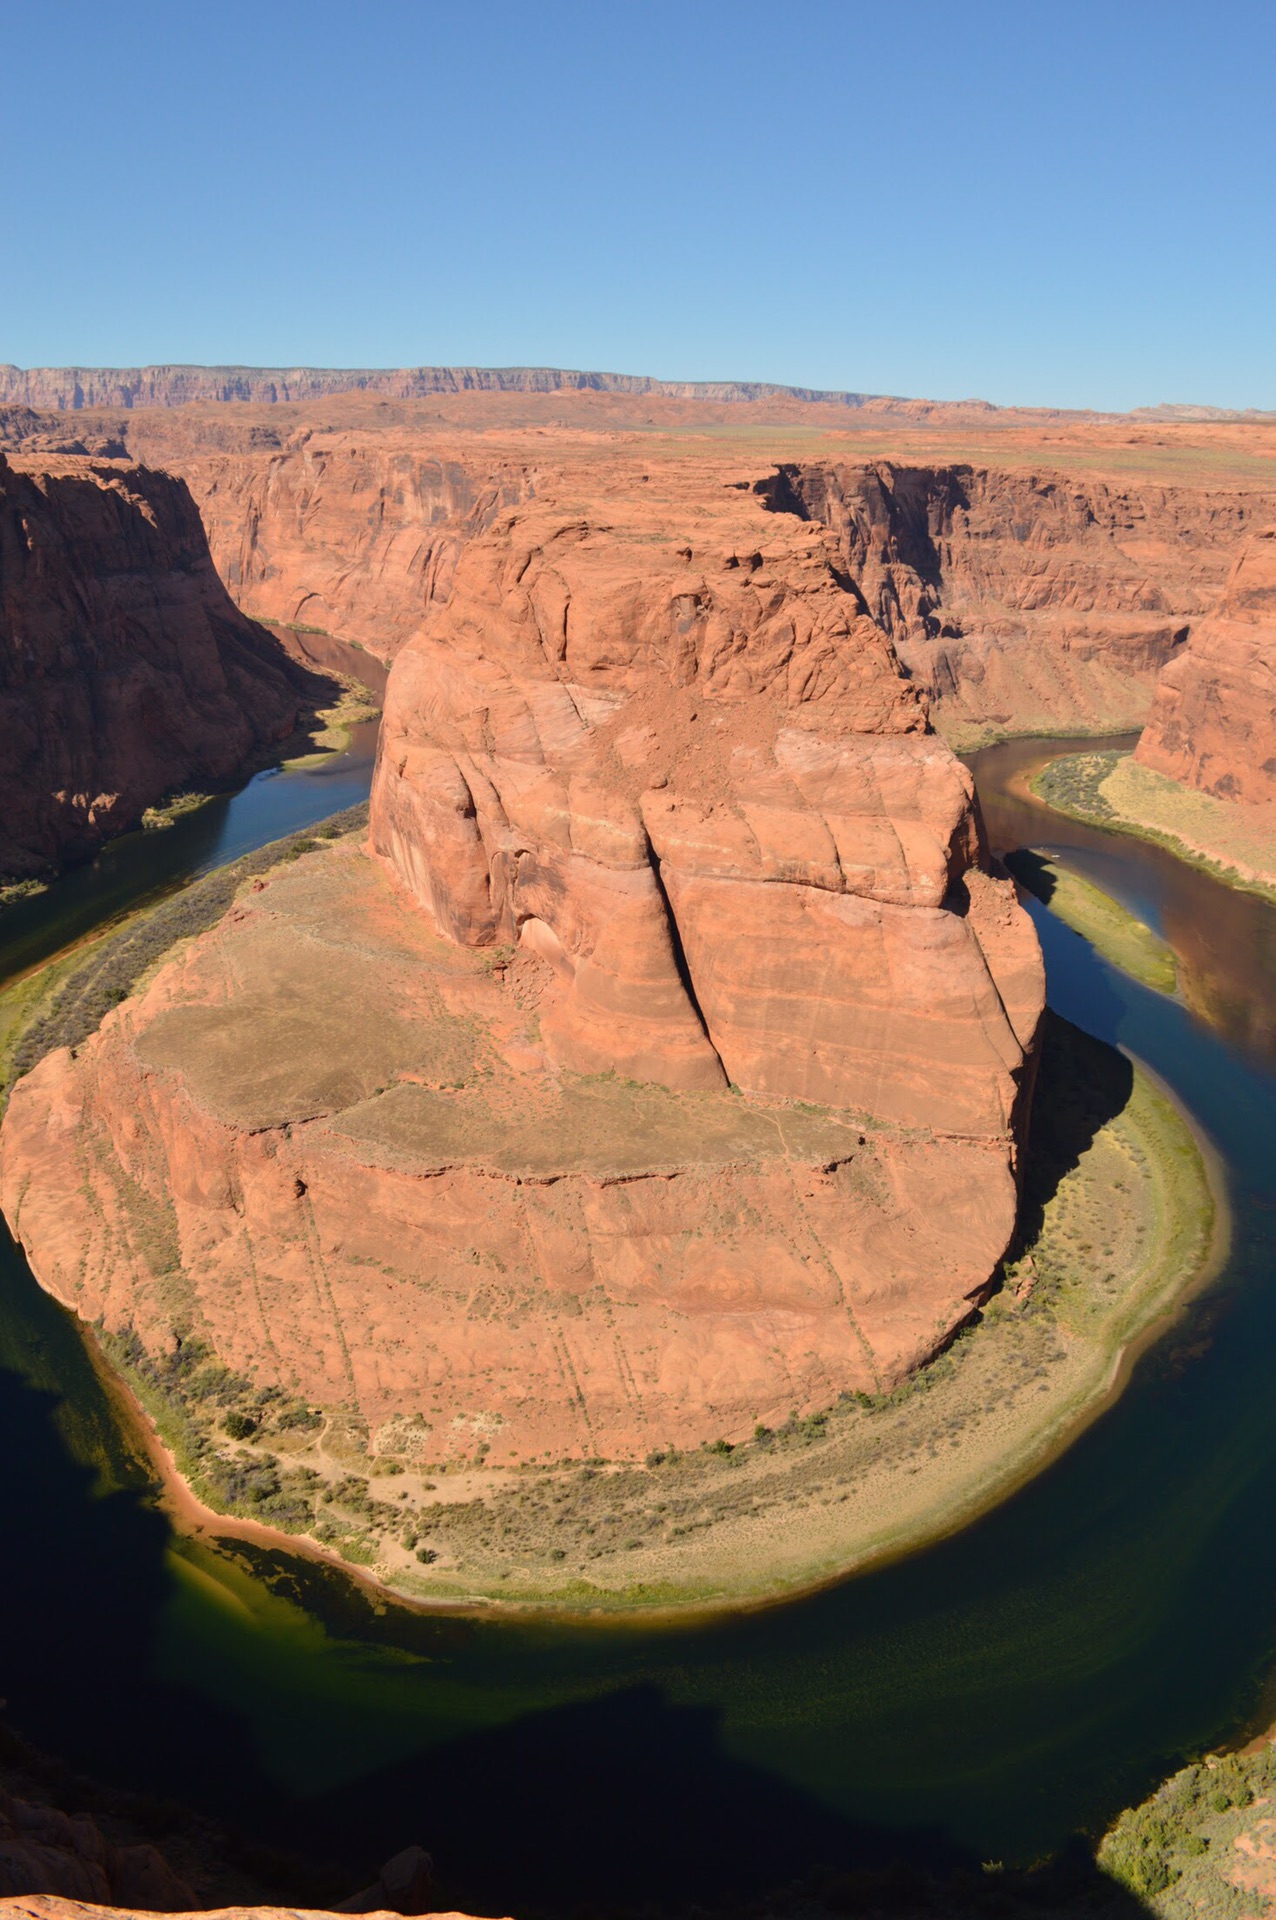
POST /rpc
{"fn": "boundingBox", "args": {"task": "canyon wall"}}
[1135,523,1276,803]
[167,439,532,661]
[0,453,330,882]
[765,462,1276,742]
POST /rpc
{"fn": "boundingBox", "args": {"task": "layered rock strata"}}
[1136,524,1276,803]
[0,453,330,881]
[764,462,1276,742]
[0,362,1005,415]
[0,469,1045,1466]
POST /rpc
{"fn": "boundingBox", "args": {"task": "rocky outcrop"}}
[764,462,1276,742]
[371,483,1041,1137]
[0,465,1043,1466]
[0,1788,194,1910]
[0,453,333,882]
[1135,524,1276,803]
[0,1905,493,1920]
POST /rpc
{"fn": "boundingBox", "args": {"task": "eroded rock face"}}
[371,487,1042,1138]
[766,462,1276,742]
[183,442,532,660]
[1135,525,1276,803]
[0,1789,194,1910]
[1,469,1044,1464]
[0,453,326,881]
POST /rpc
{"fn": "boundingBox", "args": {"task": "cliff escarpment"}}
[0,452,332,883]
[1136,523,1276,803]
[1,464,1043,1490]
[0,362,1018,415]
[177,440,532,661]
[762,461,1276,743]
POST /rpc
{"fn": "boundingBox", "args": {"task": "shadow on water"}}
[0,1213,1150,1915]
[0,1222,280,1810]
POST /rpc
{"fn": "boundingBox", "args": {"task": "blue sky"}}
[2,0,1272,410]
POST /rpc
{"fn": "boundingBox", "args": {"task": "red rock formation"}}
[0,1904,493,1920]
[0,453,331,881]
[0,1789,194,1910]
[0,464,1044,1465]
[371,483,1042,1136]
[1135,524,1276,803]
[183,441,530,661]
[765,462,1276,741]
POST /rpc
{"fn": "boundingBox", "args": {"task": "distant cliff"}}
[0,363,986,414]
[0,453,331,881]
[1136,524,1276,803]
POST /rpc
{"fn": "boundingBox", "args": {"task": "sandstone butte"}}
[2,386,1275,1463]
[0,456,1047,1462]
[0,449,333,883]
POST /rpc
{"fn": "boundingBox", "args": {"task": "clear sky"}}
[2,0,1272,410]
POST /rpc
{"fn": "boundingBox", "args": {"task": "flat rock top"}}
[134,843,868,1173]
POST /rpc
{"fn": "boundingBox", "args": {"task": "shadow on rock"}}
[1013,1010,1135,1260]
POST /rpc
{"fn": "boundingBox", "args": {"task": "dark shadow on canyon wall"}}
[1004,848,1059,909]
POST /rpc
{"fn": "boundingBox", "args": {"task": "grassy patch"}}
[1007,848,1177,994]
[280,682,381,768]
[1033,752,1276,900]
[140,791,217,831]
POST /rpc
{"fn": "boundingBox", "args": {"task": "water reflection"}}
[971,733,1276,1068]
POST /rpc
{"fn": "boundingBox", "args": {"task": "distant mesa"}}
[0,361,998,415]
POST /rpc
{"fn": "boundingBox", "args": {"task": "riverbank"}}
[43,1007,1224,1621]
[1033,751,1276,900]
[1006,849,1177,995]
[1099,1735,1276,1912]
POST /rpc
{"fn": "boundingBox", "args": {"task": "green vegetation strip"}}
[0,803,369,1111]
[1007,848,1177,994]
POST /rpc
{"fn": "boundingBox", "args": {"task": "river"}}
[0,729,1273,1911]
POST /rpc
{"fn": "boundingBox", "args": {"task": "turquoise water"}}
[1,731,1274,1910]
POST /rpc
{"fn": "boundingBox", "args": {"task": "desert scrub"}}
[1031,750,1123,825]
[1099,1740,1276,1913]
[1,802,369,1107]
[140,791,216,831]
[1033,752,1276,901]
